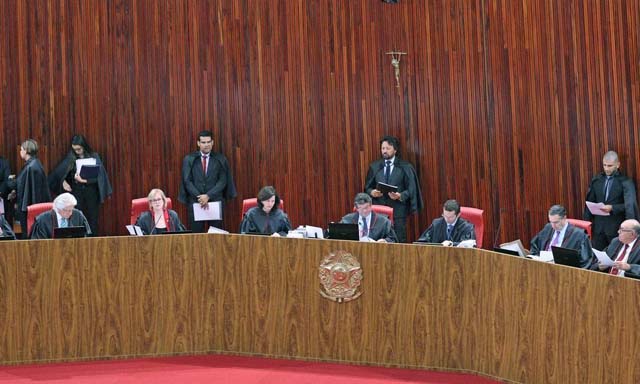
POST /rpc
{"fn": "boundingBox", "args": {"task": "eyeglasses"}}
[618,228,634,233]
[149,198,163,203]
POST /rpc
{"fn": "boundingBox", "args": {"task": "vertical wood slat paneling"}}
[0,1,638,246]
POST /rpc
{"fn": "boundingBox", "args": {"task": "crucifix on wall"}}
[385,51,407,88]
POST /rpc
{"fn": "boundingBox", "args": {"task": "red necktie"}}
[609,244,629,275]
[201,156,207,174]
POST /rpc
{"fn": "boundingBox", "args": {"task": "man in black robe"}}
[0,156,14,225]
[418,199,475,246]
[30,192,91,239]
[530,204,593,269]
[178,131,237,232]
[340,193,397,243]
[591,219,640,279]
[364,136,422,243]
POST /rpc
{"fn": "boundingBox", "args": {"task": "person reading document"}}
[340,193,397,243]
[135,189,186,235]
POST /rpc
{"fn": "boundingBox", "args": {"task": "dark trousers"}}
[18,209,28,239]
[592,231,615,251]
[394,216,407,243]
[187,202,224,233]
[72,183,100,235]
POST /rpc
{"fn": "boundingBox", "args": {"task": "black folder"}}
[376,181,398,194]
[79,165,100,179]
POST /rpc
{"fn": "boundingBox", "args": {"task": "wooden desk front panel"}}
[0,235,638,383]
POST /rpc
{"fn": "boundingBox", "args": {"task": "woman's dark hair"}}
[256,186,280,210]
[70,134,94,155]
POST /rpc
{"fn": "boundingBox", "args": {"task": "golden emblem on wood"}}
[318,250,363,303]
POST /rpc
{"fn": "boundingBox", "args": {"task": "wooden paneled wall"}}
[0,1,638,245]
[1,234,640,383]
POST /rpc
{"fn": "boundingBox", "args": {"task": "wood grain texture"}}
[0,1,639,246]
[1,235,640,383]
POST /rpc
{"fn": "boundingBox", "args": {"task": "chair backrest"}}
[459,206,484,248]
[27,202,54,236]
[351,204,394,224]
[130,197,172,225]
[241,198,285,219]
[567,218,592,239]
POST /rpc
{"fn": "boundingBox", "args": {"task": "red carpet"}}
[0,354,503,383]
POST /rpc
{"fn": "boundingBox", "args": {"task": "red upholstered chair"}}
[241,198,285,219]
[567,218,592,239]
[27,202,54,236]
[130,197,172,225]
[352,204,394,225]
[459,206,484,248]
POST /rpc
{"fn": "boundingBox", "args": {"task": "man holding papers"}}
[179,131,237,232]
[49,135,112,235]
[583,151,639,250]
[591,220,640,278]
[530,205,593,268]
[364,136,422,243]
[340,193,397,243]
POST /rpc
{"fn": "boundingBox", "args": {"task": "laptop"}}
[0,235,15,241]
[158,230,193,235]
[493,247,522,257]
[327,222,359,241]
[551,246,582,267]
[54,226,87,239]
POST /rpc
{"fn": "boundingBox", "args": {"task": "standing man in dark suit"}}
[364,136,422,243]
[584,151,638,250]
[591,219,640,279]
[179,131,237,232]
[340,193,397,243]
[530,204,593,268]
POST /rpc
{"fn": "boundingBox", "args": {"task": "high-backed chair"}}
[459,206,484,248]
[27,202,54,236]
[241,198,285,219]
[130,197,172,225]
[351,205,394,225]
[567,218,592,239]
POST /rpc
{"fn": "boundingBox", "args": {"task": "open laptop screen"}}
[327,222,359,241]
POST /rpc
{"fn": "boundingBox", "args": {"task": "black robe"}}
[30,209,91,239]
[240,207,291,236]
[9,158,51,212]
[0,215,15,239]
[364,157,423,217]
[135,210,186,235]
[48,151,113,203]
[529,223,593,269]
[418,217,476,245]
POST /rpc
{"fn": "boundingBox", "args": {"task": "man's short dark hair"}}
[548,204,567,218]
[354,193,372,206]
[380,135,400,152]
[443,199,460,215]
[197,131,213,141]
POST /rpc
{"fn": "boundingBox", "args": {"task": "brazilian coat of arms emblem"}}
[318,250,363,302]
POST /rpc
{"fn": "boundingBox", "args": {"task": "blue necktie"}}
[384,160,391,183]
[361,217,369,237]
[604,176,612,201]
[60,218,68,228]
[446,224,453,240]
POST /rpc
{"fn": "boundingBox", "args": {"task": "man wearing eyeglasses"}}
[417,199,475,246]
[30,193,91,239]
[529,204,593,268]
[591,220,640,278]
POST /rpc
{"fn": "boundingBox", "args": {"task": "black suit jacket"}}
[417,217,475,245]
[584,171,638,238]
[529,223,593,268]
[340,211,397,243]
[178,151,237,204]
[594,237,640,278]
[364,158,423,218]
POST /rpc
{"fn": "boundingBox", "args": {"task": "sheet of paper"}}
[125,225,144,236]
[304,225,324,239]
[593,248,614,267]
[586,201,610,216]
[359,236,375,242]
[193,201,222,221]
[529,251,554,263]
[75,158,97,175]
[500,242,526,256]
[0,198,4,215]
[207,226,229,234]
[456,239,476,248]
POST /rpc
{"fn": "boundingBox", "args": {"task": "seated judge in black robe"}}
[0,214,16,239]
[30,193,91,239]
[340,193,397,243]
[418,199,475,246]
[135,189,186,235]
[49,134,113,236]
[590,220,640,279]
[240,186,291,237]
[529,204,593,268]
[6,139,51,237]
